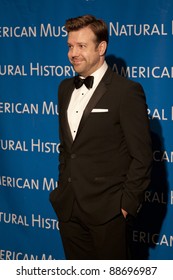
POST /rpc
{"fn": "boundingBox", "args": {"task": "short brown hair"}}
[65,14,109,45]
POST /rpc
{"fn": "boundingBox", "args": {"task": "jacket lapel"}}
[74,67,113,141]
[61,82,74,146]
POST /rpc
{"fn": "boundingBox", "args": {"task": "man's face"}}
[67,26,105,77]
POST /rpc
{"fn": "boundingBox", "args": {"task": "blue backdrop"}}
[0,0,173,260]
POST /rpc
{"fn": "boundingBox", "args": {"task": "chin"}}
[73,64,84,74]
[74,67,83,75]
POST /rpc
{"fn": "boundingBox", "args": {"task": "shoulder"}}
[107,68,145,99]
[58,76,75,103]
[104,67,146,107]
[110,69,143,91]
[59,76,74,90]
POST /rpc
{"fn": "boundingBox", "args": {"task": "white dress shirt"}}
[67,61,108,140]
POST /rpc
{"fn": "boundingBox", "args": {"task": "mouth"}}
[71,58,84,65]
[72,61,82,66]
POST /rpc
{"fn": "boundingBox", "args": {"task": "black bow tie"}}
[74,75,94,89]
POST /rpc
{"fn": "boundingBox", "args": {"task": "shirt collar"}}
[91,61,108,88]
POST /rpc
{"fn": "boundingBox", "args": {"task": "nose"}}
[69,46,79,57]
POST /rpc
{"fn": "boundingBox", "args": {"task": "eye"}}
[68,44,73,49]
[79,44,86,49]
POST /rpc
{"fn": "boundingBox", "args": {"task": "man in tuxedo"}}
[50,15,152,259]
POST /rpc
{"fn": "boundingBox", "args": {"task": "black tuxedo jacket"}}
[50,66,153,225]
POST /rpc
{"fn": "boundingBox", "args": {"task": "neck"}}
[81,59,105,78]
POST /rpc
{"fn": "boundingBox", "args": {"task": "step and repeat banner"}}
[0,0,173,260]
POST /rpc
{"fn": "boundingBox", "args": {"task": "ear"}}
[98,41,107,56]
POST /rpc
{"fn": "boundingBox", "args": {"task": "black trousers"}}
[59,201,133,260]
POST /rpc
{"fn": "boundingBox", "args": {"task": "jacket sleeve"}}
[120,82,153,216]
[57,81,66,181]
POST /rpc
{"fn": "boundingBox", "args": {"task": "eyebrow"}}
[67,41,87,45]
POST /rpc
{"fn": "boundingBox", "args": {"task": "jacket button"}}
[68,177,72,183]
[71,154,76,159]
